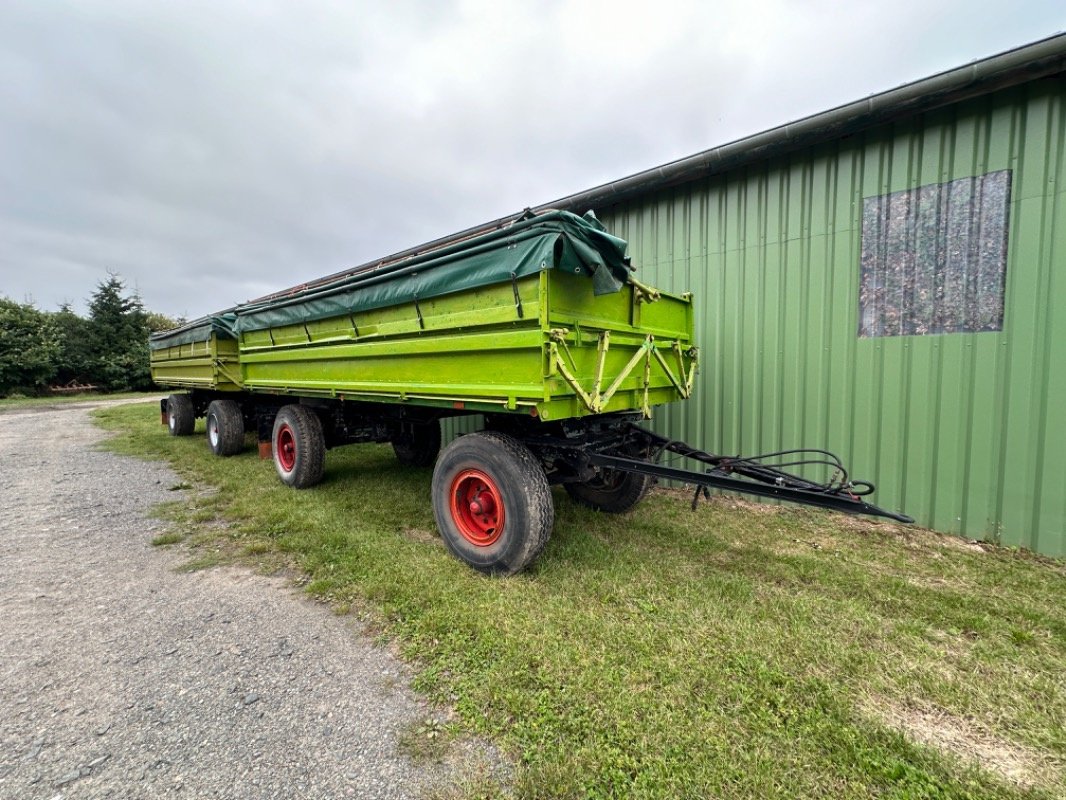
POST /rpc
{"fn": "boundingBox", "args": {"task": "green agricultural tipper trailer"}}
[151,210,909,573]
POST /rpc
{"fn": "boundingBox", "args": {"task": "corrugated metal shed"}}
[573,37,1066,556]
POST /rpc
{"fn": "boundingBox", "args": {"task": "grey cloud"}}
[0,0,1062,320]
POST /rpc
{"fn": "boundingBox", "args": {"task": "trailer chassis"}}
[490,412,912,524]
[161,394,911,574]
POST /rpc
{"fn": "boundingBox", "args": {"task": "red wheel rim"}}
[449,469,504,546]
[277,424,297,471]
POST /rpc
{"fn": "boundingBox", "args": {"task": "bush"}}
[0,298,59,395]
[1,274,175,396]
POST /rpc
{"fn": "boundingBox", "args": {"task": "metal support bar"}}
[550,344,598,412]
[588,453,913,523]
[547,332,686,416]
[214,360,242,386]
[628,276,661,304]
[599,338,652,412]
[523,417,910,523]
[673,342,691,394]
[414,296,425,330]
[685,347,699,393]
[641,348,652,418]
[510,272,524,319]
[652,346,690,398]
[592,330,610,402]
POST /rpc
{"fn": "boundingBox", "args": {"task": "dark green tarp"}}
[150,209,630,350]
[149,313,238,350]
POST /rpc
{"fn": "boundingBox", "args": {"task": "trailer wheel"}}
[272,405,325,488]
[392,420,441,467]
[166,394,195,437]
[206,399,245,456]
[565,469,652,514]
[431,431,554,575]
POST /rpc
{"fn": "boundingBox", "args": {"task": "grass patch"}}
[0,390,159,411]
[151,531,185,546]
[397,716,456,763]
[96,403,1066,799]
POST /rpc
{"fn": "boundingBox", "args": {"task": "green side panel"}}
[241,328,547,409]
[600,73,1066,557]
[236,271,695,421]
[149,335,242,391]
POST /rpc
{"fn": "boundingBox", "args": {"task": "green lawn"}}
[96,403,1065,800]
[0,390,160,411]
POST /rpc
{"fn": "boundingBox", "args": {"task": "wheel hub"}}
[276,424,297,471]
[450,469,504,547]
[469,491,495,516]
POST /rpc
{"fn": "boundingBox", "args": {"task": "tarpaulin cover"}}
[149,209,630,349]
[149,313,238,350]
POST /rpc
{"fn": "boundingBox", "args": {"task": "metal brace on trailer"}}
[214,360,242,386]
[413,295,425,330]
[628,276,662,304]
[548,330,696,416]
[510,272,524,319]
[549,330,598,413]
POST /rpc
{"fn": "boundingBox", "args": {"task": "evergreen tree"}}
[50,303,95,385]
[86,275,152,391]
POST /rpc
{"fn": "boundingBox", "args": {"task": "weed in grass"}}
[397,717,454,763]
[94,403,1066,800]
[176,551,231,573]
[421,770,508,800]
[151,531,185,546]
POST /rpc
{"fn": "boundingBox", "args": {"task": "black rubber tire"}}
[206,399,245,456]
[272,405,326,489]
[565,469,652,513]
[166,394,195,437]
[431,431,554,575]
[392,420,442,467]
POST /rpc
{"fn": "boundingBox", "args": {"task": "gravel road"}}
[0,400,503,799]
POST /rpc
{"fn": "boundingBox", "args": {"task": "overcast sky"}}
[1,1,1062,321]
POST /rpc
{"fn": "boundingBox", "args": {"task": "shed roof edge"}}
[538,32,1066,212]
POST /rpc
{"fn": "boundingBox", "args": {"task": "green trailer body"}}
[149,333,242,392]
[150,211,697,420]
[236,271,694,420]
[150,208,907,575]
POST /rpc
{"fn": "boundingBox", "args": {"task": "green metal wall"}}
[598,74,1066,557]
